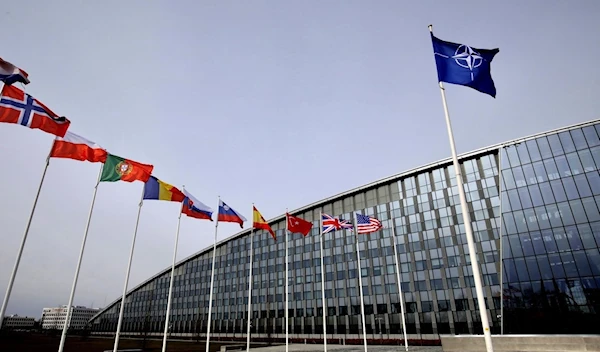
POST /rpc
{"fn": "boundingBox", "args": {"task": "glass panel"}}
[528,185,544,207]
[526,139,542,162]
[506,147,521,168]
[521,164,537,185]
[591,146,600,170]
[570,129,589,150]
[520,233,535,256]
[539,182,556,205]
[554,155,571,178]
[574,174,593,198]
[543,159,560,180]
[547,134,565,156]
[566,153,583,175]
[516,143,531,164]
[558,131,576,154]
[582,126,600,147]
[536,137,554,159]
[517,187,533,209]
[525,256,541,280]
[557,201,576,227]
[578,149,597,172]
[570,200,589,224]
[550,179,568,203]
[512,167,527,188]
[582,197,600,222]
[507,189,522,210]
[502,169,516,190]
[588,172,600,195]
[532,161,548,183]
[562,177,580,200]
[573,250,593,276]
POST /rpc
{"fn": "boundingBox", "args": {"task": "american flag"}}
[322,213,353,234]
[355,213,383,234]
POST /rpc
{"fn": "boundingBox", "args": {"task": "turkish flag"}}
[286,213,313,236]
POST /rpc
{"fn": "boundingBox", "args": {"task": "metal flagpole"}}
[161,192,184,352]
[113,186,146,352]
[0,146,52,329]
[205,196,220,352]
[429,24,494,352]
[319,212,327,352]
[285,211,289,352]
[57,164,104,352]
[390,221,408,351]
[352,213,368,352]
[246,205,254,352]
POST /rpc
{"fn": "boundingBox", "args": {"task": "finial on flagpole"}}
[428,24,433,32]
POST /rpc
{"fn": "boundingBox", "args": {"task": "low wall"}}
[440,335,600,352]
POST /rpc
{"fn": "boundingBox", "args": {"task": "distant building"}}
[41,306,100,330]
[1,315,36,330]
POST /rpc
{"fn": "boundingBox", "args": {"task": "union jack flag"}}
[322,213,353,234]
[355,213,383,234]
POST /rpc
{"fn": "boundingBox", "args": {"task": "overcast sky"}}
[1,0,599,318]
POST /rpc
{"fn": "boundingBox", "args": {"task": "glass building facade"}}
[90,120,600,340]
[500,123,600,334]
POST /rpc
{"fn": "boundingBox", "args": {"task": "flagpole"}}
[429,24,494,352]
[57,164,104,352]
[246,205,254,352]
[0,144,52,329]
[284,211,289,352]
[318,212,327,352]
[161,191,184,352]
[113,186,146,352]
[205,196,220,352]
[390,221,408,351]
[352,213,368,352]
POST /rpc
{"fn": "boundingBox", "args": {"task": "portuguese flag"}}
[100,154,154,183]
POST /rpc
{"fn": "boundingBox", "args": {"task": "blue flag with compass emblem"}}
[431,33,499,98]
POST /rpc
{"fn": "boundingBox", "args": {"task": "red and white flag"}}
[50,131,107,163]
[0,84,70,137]
[286,213,313,236]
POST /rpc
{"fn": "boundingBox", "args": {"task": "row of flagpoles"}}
[0,24,499,352]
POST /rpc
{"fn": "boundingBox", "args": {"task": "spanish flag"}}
[253,206,276,241]
[143,176,185,202]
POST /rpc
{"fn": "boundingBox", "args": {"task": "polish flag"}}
[50,131,108,163]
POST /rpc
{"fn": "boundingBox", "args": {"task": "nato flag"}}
[431,33,499,98]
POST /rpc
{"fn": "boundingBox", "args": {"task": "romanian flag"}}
[143,176,185,202]
[253,206,276,241]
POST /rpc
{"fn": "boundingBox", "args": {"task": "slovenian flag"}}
[182,190,213,221]
[0,57,30,85]
[218,200,246,228]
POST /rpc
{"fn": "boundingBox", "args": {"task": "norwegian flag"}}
[0,57,29,85]
[355,213,383,234]
[322,213,353,234]
[0,84,70,137]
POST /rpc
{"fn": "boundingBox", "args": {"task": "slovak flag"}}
[182,190,214,221]
[0,58,30,85]
[0,84,70,137]
[218,200,247,228]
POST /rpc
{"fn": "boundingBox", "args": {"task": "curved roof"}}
[90,118,599,322]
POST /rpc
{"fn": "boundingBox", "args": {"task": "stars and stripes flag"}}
[322,213,353,234]
[355,213,383,234]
